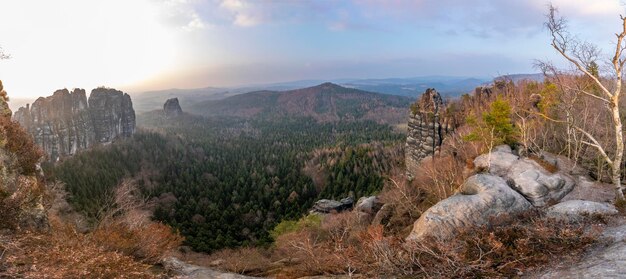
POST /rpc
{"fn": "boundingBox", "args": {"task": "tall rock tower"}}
[405,88,454,179]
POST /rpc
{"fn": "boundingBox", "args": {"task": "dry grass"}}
[529,154,559,173]
[0,221,158,278]
[92,221,183,265]
[200,209,602,278]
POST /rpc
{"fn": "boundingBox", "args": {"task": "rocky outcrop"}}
[406,146,586,243]
[406,174,532,242]
[405,88,454,178]
[164,97,183,117]
[310,197,354,214]
[473,145,575,206]
[13,87,135,161]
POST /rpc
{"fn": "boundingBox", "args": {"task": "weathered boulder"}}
[164,97,183,117]
[546,200,618,220]
[474,146,575,206]
[13,87,135,161]
[406,174,532,242]
[473,146,518,176]
[355,196,383,215]
[311,197,354,214]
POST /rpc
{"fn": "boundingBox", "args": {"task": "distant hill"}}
[188,82,413,124]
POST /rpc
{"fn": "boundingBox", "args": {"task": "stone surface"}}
[162,257,259,279]
[405,88,456,178]
[311,197,354,214]
[546,200,618,219]
[88,88,135,143]
[13,87,135,161]
[561,176,615,203]
[406,174,532,242]
[474,146,575,206]
[355,196,383,224]
[538,224,626,278]
[164,97,183,117]
[355,196,382,215]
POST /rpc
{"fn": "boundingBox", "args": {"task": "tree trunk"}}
[612,101,625,200]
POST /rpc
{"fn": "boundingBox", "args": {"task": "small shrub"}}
[270,214,322,240]
[0,117,44,175]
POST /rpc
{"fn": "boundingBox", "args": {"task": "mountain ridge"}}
[187,82,413,124]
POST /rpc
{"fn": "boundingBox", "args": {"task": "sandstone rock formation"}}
[13,87,135,161]
[310,197,354,214]
[405,88,455,178]
[473,146,575,206]
[164,97,183,117]
[406,174,532,242]
[546,200,618,220]
[89,88,135,142]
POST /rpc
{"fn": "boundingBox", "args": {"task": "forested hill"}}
[188,82,413,124]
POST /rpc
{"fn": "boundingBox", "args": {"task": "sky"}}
[0,0,624,98]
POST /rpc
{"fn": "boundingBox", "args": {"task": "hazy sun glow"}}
[0,0,179,98]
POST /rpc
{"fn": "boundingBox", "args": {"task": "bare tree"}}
[542,5,626,200]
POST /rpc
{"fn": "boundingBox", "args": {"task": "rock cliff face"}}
[163,98,183,117]
[88,88,135,143]
[405,88,454,178]
[13,88,135,161]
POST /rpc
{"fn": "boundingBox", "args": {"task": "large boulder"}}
[406,174,532,242]
[474,146,575,206]
[546,200,618,220]
[355,196,383,215]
